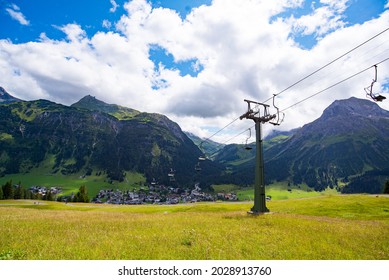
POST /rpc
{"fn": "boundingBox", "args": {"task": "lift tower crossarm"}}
[240,99,276,123]
[240,99,276,215]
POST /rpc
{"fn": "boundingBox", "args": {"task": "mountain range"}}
[216,97,389,193]
[1,87,388,193]
[0,90,221,188]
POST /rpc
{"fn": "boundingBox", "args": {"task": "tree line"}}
[0,180,90,202]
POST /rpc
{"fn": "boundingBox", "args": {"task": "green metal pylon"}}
[250,120,269,214]
[240,99,274,215]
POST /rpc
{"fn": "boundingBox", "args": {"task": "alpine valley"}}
[215,97,389,193]
[1,86,389,194]
[0,88,222,190]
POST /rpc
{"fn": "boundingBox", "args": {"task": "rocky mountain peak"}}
[72,95,109,109]
[71,95,140,119]
[321,97,389,120]
[297,97,389,138]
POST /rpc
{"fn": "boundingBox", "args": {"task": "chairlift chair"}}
[244,128,253,150]
[365,65,386,102]
[195,162,202,172]
[198,141,207,161]
[372,95,386,102]
[269,94,285,126]
[168,169,176,182]
[168,168,175,177]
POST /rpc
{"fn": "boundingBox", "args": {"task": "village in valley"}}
[1,177,239,204]
[22,182,238,204]
[91,183,238,205]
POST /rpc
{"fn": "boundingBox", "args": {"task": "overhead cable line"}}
[263,26,389,103]
[281,57,389,112]
[200,27,389,144]
[198,116,241,149]
[205,57,389,158]
[207,125,255,158]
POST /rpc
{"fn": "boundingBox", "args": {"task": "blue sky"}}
[1,1,210,41]
[1,0,211,77]
[2,0,386,43]
[275,0,388,49]
[2,0,386,77]
[1,0,389,141]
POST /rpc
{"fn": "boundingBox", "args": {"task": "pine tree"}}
[2,180,13,199]
[384,181,389,194]
[46,190,53,201]
[0,185,3,199]
[14,183,22,199]
[74,185,89,203]
[23,188,32,199]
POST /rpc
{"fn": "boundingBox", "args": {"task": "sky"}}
[1,0,389,144]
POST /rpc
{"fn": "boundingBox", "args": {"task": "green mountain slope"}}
[0,90,222,188]
[2,86,387,193]
[215,97,389,192]
[71,95,140,120]
[185,131,225,158]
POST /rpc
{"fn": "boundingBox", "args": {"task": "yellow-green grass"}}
[237,187,338,201]
[212,184,239,193]
[0,195,388,260]
[211,181,335,201]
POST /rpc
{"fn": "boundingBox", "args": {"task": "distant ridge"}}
[71,95,140,120]
[0,94,223,187]
[185,131,224,157]
[215,97,389,193]
[0,87,23,104]
[1,89,388,193]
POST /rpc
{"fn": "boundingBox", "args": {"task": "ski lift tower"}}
[240,99,276,214]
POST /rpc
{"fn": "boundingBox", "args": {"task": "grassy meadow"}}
[214,182,339,201]
[0,194,388,260]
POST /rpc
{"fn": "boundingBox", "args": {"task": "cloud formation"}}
[288,0,348,38]
[6,4,30,26]
[110,0,120,13]
[1,0,389,143]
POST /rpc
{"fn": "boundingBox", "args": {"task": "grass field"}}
[237,186,339,201]
[213,182,338,201]
[0,195,388,260]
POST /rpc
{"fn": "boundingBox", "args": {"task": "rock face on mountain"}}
[216,97,389,192]
[0,89,221,187]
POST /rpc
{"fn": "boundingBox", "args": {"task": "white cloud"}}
[6,4,30,26]
[102,19,112,29]
[287,0,348,38]
[110,0,120,13]
[1,0,389,143]
[58,24,87,42]
[10,3,20,11]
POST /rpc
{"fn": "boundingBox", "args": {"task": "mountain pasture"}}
[0,171,146,198]
[0,195,388,260]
